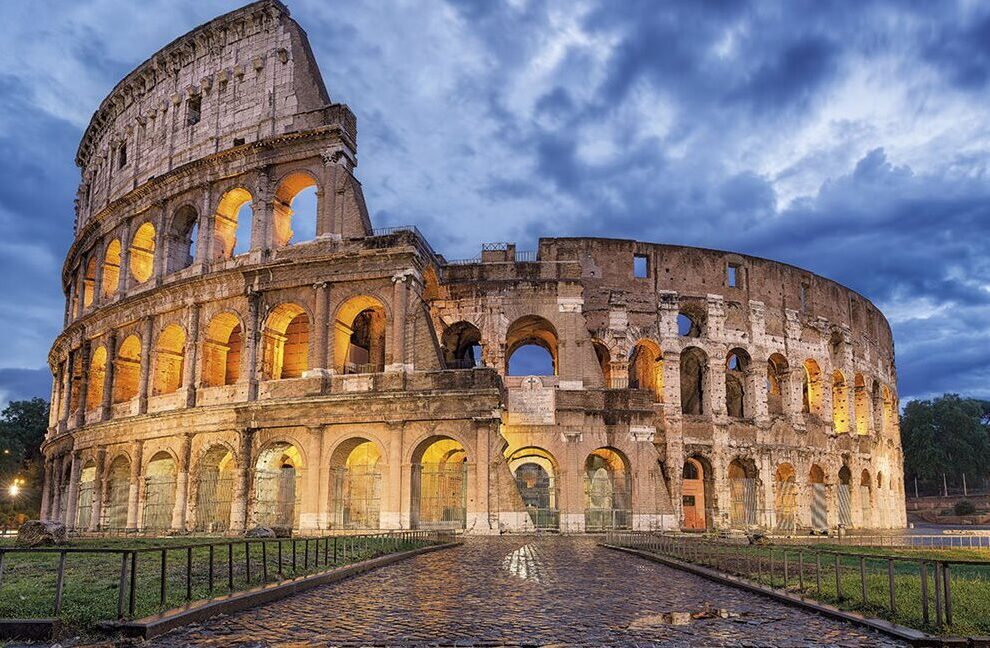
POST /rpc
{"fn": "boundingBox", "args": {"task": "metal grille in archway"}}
[514,463,559,529]
[811,483,828,531]
[195,470,234,532]
[104,476,129,529]
[838,484,852,527]
[331,466,382,529]
[583,469,631,531]
[414,462,467,529]
[76,481,95,529]
[775,480,797,532]
[143,475,176,531]
[255,467,299,529]
[729,477,757,527]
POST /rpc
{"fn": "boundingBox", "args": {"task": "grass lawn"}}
[0,534,432,632]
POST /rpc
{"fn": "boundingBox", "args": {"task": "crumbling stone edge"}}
[117,541,462,639]
[601,544,976,648]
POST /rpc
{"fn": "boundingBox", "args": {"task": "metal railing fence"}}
[605,531,990,634]
[0,530,452,626]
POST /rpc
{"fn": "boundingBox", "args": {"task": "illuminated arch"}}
[143,451,177,530]
[774,463,797,532]
[801,359,823,415]
[507,446,560,529]
[82,257,97,308]
[273,170,319,247]
[214,188,253,259]
[725,347,750,417]
[86,345,107,410]
[112,334,141,403]
[152,324,186,395]
[832,370,849,432]
[334,295,387,374]
[102,239,121,298]
[583,447,631,530]
[261,303,310,380]
[411,435,468,530]
[201,311,243,387]
[253,441,305,529]
[441,321,483,369]
[629,339,663,401]
[766,353,788,415]
[128,222,156,284]
[854,373,870,434]
[192,444,236,532]
[506,315,558,376]
[329,437,384,529]
[165,205,199,273]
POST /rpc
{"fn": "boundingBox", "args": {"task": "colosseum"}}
[40,0,905,536]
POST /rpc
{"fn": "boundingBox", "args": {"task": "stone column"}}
[470,418,493,532]
[101,331,117,421]
[51,456,64,523]
[39,458,52,520]
[151,204,167,285]
[382,422,404,529]
[230,428,254,532]
[388,271,411,371]
[182,303,201,407]
[65,451,82,529]
[90,447,106,531]
[244,292,261,401]
[58,358,72,432]
[708,348,727,420]
[75,343,90,428]
[126,440,144,530]
[137,317,154,413]
[74,267,87,320]
[310,282,330,372]
[299,426,323,531]
[93,248,105,308]
[250,168,273,253]
[117,221,131,295]
[749,358,769,423]
[171,434,193,530]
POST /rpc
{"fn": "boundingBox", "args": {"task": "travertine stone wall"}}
[42,1,905,536]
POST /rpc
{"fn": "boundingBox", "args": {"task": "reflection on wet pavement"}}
[148,536,907,647]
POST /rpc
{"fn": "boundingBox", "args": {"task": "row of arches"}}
[70,172,320,317]
[681,456,899,531]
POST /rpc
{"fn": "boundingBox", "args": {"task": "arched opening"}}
[194,445,235,533]
[273,172,319,247]
[411,436,468,530]
[629,339,663,401]
[854,374,870,435]
[871,382,883,433]
[128,222,156,284]
[801,359,823,415]
[201,312,243,387]
[508,447,559,529]
[725,348,750,418]
[681,456,711,530]
[112,335,141,403]
[76,462,97,529]
[329,439,382,530]
[677,311,703,337]
[832,370,849,432]
[728,458,758,528]
[441,321,483,369]
[102,239,121,299]
[766,353,788,415]
[86,346,107,410]
[103,455,130,529]
[583,447,631,531]
[166,206,199,273]
[506,315,558,376]
[881,385,894,437]
[680,346,707,415]
[334,296,387,374]
[809,464,827,532]
[143,451,176,531]
[68,353,83,415]
[82,257,97,309]
[838,466,853,527]
[593,341,612,386]
[214,188,254,258]
[774,463,797,533]
[261,304,309,380]
[860,470,873,527]
[152,324,186,395]
[254,442,303,529]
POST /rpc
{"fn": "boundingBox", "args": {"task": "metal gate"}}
[195,470,234,532]
[838,484,852,527]
[414,462,467,529]
[104,476,129,529]
[811,483,828,532]
[76,481,94,529]
[254,467,299,529]
[729,477,757,527]
[331,466,382,529]
[860,486,872,527]
[583,469,632,531]
[143,475,176,531]
[514,463,559,530]
[775,480,797,532]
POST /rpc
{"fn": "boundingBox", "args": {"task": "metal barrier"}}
[0,530,452,624]
[605,531,990,634]
[774,533,990,550]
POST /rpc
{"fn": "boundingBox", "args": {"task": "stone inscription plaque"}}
[506,376,556,426]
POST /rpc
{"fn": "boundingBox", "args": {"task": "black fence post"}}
[859,556,867,605]
[887,558,895,615]
[53,551,67,615]
[129,550,137,618]
[834,554,842,601]
[160,549,167,606]
[186,546,192,601]
[245,541,251,585]
[262,541,268,583]
[943,563,953,627]
[208,544,215,596]
[117,552,129,619]
[333,536,338,564]
[227,543,234,591]
[920,561,929,626]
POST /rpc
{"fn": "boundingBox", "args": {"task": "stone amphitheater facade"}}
[40,1,905,536]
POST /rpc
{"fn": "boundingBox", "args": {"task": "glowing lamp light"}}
[8,478,24,497]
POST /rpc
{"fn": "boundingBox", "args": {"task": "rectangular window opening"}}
[633,254,649,279]
[187,94,202,126]
[800,282,810,312]
[727,263,740,288]
[117,143,127,169]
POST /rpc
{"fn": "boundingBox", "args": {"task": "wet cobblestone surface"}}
[148,536,906,647]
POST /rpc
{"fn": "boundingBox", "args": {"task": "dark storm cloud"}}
[0,0,988,404]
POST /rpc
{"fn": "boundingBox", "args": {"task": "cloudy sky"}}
[0,0,988,406]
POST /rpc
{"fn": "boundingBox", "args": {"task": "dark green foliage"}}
[0,398,49,524]
[901,394,990,487]
[954,499,977,516]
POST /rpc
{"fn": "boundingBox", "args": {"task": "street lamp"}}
[8,478,24,498]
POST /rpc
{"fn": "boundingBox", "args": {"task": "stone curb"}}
[602,543,966,648]
[0,618,62,641]
[118,541,461,639]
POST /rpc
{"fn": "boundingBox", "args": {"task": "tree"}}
[901,394,990,491]
[0,398,49,522]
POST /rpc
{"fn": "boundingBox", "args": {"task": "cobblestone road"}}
[149,537,906,647]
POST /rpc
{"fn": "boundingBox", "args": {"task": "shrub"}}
[954,499,977,516]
